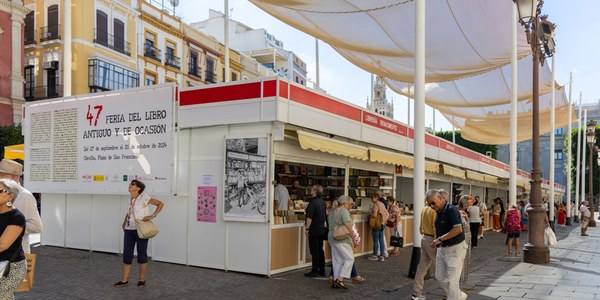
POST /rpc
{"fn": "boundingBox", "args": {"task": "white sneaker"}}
[460,291,468,300]
[411,294,427,300]
[379,256,385,262]
[367,255,379,261]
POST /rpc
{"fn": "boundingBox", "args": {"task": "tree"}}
[435,130,497,159]
[0,124,24,164]
[567,126,597,198]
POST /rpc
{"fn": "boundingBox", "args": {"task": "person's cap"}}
[337,195,354,204]
[0,159,23,176]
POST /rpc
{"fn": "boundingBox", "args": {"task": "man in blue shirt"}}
[429,189,468,300]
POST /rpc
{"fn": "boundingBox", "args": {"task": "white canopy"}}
[250,0,575,144]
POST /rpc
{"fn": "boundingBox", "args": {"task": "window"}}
[231,72,237,81]
[42,5,60,42]
[554,150,563,160]
[113,19,125,53]
[95,10,108,46]
[205,58,215,83]
[555,128,564,135]
[24,66,35,100]
[144,33,161,62]
[145,72,156,86]
[189,51,199,78]
[88,59,139,92]
[24,12,35,45]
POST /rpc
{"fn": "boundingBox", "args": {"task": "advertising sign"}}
[24,85,175,195]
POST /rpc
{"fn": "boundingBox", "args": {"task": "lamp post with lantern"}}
[587,120,597,227]
[513,0,555,264]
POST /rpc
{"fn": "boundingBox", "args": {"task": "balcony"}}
[40,24,61,42]
[24,29,37,45]
[205,70,216,84]
[144,45,162,63]
[24,85,63,101]
[165,54,181,69]
[94,29,131,57]
[188,65,201,79]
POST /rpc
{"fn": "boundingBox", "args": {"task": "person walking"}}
[411,189,438,300]
[467,196,481,248]
[430,189,468,300]
[368,192,389,261]
[327,195,358,289]
[115,180,164,287]
[305,185,327,277]
[457,195,472,284]
[491,198,502,232]
[0,159,43,253]
[505,204,522,255]
[557,202,567,227]
[0,179,28,299]
[386,196,402,256]
[476,196,487,239]
[580,200,591,236]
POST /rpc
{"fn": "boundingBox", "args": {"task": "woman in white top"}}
[467,198,481,248]
[115,180,164,287]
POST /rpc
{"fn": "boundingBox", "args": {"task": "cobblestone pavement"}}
[14,220,597,300]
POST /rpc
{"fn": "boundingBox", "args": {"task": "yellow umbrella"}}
[4,144,24,160]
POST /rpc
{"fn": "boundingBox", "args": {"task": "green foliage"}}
[567,126,597,198]
[435,130,497,159]
[0,124,24,164]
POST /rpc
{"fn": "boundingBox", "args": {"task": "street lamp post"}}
[587,120,597,227]
[514,0,554,264]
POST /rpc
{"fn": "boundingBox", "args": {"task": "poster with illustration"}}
[197,186,217,222]
[224,136,268,222]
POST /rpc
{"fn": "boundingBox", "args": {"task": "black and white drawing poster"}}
[224,137,268,222]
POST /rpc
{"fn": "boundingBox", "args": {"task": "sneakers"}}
[379,256,385,262]
[383,252,389,258]
[411,294,426,300]
[367,255,379,261]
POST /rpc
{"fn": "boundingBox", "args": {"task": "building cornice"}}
[141,13,183,39]
[184,37,219,57]
[0,0,31,17]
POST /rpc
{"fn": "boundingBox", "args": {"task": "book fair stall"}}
[22,79,564,276]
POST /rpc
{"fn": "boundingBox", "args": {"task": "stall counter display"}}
[275,161,346,209]
[348,168,393,209]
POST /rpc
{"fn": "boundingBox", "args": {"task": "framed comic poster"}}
[223,136,269,222]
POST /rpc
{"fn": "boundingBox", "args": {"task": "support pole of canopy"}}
[566,72,573,225]
[408,0,425,279]
[575,94,582,221]
[224,0,230,82]
[581,109,587,211]
[509,3,518,207]
[549,55,556,227]
[407,84,411,126]
[316,39,320,90]
[64,0,72,96]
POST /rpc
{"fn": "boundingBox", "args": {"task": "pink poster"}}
[197,186,217,222]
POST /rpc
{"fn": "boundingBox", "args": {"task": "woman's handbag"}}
[16,253,36,292]
[0,260,9,278]
[369,213,383,229]
[544,227,557,246]
[130,198,159,239]
[390,226,403,247]
[332,211,350,241]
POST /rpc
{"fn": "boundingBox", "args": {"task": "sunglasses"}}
[0,189,8,194]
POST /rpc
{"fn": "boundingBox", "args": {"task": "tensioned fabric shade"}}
[250,0,571,144]
[369,147,413,168]
[484,175,498,184]
[297,130,369,160]
[442,164,466,179]
[4,144,24,160]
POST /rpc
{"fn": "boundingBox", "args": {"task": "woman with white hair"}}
[328,195,358,289]
[0,178,28,299]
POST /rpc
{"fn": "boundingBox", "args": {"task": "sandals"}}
[515,251,521,256]
[508,251,512,255]
[352,276,366,283]
[332,279,347,289]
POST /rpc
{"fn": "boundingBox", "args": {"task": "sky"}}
[174,0,600,132]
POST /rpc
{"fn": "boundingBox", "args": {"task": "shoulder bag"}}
[130,197,159,239]
[0,246,20,278]
[332,210,350,240]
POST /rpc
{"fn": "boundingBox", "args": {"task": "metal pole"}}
[582,110,587,213]
[408,0,425,278]
[509,2,518,207]
[523,12,549,264]
[315,39,320,90]
[588,118,597,227]
[407,84,411,126]
[224,0,230,82]
[566,72,573,225]
[575,94,583,222]
[549,55,556,228]
[64,0,72,96]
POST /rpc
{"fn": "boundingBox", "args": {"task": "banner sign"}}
[24,85,175,195]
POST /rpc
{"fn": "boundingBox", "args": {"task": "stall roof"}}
[297,130,368,160]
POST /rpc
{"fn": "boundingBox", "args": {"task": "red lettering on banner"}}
[440,140,461,155]
[461,149,479,160]
[362,112,407,136]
